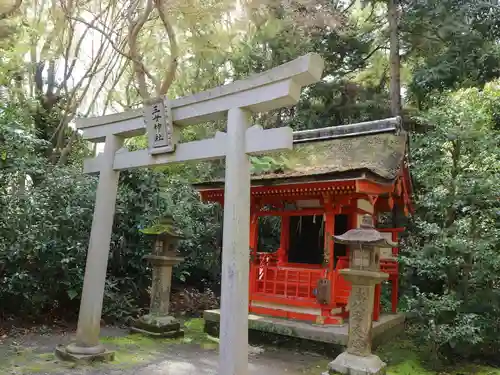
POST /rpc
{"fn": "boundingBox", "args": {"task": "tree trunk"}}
[388,0,401,116]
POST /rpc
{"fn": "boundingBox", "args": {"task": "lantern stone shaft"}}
[148,255,176,316]
[131,218,184,338]
[325,215,396,375]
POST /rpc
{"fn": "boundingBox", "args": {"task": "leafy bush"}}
[170,287,219,317]
[0,106,222,321]
[402,82,500,361]
[157,177,222,291]
[0,109,96,317]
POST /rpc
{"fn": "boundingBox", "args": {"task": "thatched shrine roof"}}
[193,129,408,189]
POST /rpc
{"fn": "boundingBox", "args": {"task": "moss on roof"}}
[197,131,407,185]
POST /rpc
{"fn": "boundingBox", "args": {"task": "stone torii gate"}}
[56,53,324,375]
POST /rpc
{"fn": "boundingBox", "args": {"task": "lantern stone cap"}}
[139,215,184,238]
[333,215,398,248]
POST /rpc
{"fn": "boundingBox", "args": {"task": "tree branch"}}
[128,0,155,99]
[0,0,23,20]
[154,0,178,96]
[46,59,56,97]
[101,59,129,115]
[84,51,125,116]
[64,12,158,85]
[58,1,113,95]
[342,45,383,75]
[51,19,118,153]
[342,0,357,14]
[57,129,78,165]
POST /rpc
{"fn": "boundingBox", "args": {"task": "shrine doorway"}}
[288,215,324,265]
[287,214,350,266]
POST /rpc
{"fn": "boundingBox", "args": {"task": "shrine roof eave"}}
[192,169,393,192]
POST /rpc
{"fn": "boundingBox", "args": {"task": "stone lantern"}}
[324,214,397,375]
[131,215,185,338]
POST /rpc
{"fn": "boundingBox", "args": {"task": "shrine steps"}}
[203,309,405,349]
[249,299,344,325]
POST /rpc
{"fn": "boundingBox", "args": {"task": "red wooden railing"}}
[252,254,396,306]
[254,253,323,300]
[250,235,402,322]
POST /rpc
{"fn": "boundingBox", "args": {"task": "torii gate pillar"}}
[55,53,325,374]
[219,107,251,375]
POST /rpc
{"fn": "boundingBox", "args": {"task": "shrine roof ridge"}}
[292,117,402,143]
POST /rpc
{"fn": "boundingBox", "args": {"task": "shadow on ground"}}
[2,319,500,375]
[0,319,328,375]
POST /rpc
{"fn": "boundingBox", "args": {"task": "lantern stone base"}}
[324,352,386,375]
[131,314,184,338]
[55,344,115,363]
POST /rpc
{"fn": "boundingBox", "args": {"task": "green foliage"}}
[249,155,290,175]
[376,332,500,374]
[0,120,98,316]
[0,104,221,320]
[257,216,282,253]
[401,81,500,361]
[156,177,221,287]
[402,0,500,107]
[0,106,46,183]
[228,2,391,130]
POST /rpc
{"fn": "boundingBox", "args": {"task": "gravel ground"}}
[0,323,329,375]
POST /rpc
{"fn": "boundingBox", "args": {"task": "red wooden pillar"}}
[279,216,290,264]
[391,230,399,257]
[391,278,399,314]
[323,197,336,319]
[338,202,358,318]
[324,214,335,271]
[347,205,358,257]
[373,284,381,321]
[373,206,381,321]
[249,206,259,301]
[391,229,399,313]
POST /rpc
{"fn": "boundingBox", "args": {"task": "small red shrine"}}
[194,118,413,325]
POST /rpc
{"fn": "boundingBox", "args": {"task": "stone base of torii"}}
[54,53,326,375]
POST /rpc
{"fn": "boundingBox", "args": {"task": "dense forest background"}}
[0,0,499,365]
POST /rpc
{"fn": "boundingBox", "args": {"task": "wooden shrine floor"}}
[203,309,405,348]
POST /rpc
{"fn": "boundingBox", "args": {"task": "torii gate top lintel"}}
[76,53,324,143]
[79,53,325,174]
